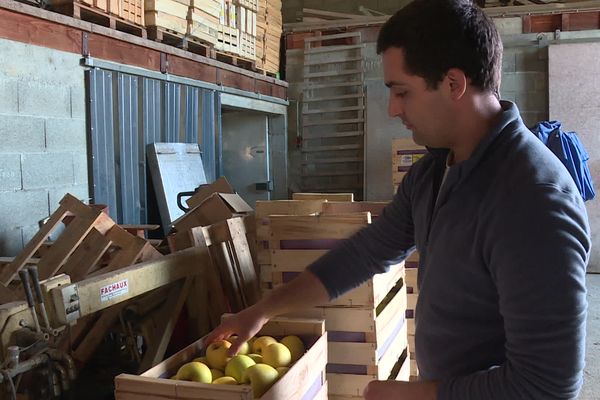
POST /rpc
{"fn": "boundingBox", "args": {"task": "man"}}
[206,1,590,398]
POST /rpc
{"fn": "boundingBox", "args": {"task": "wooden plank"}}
[138,277,192,372]
[255,200,326,219]
[61,228,113,282]
[304,69,363,79]
[304,44,363,54]
[321,201,388,216]
[291,193,354,201]
[303,80,363,90]
[227,218,261,306]
[405,267,418,292]
[303,106,364,115]
[304,56,362,67]
[73,303,126,364]
[303,31,361,41]
[302,92,363,102]
[268,213,369,240]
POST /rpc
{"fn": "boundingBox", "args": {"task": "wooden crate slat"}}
[61,228,112,282]
[304,31,361,42]
[268,213,370,241]
[304,44,363,54]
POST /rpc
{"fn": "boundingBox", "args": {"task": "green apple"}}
[212,376,238,385]
[229,335,250,355]
[206,340,232,370]
[175,361,211,383]
[251,336,277,355]
[242,363,279,397]
[225,354,256,382]
[247,353,263,364]
[280,335,305,363]
[210,369,224,380]
[262,343,292,368]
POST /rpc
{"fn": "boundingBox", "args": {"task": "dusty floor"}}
[580,274,599,399]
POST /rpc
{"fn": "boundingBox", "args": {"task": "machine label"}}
[100,279,129,302]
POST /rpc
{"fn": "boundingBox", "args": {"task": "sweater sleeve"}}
[438,184,590,400]
[308,170,417,300]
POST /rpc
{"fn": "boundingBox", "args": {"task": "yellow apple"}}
[242,363,279,397]
[225,354,256,382]
[252,336,277,355]
[212,376,238,385]
[210,369,224,380]
[247,353,263,364]
[206,340,232,370]
[193,356,208,364]
[169,375,178,379]
[276,366,289,377]
[175,361,212,383]
[280,335,305,362]
[262,343,292,368]
[229,335,250,355]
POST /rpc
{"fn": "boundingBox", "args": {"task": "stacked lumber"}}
[256,197,410,398]
[257,0,282,74]
[392,138,427,193]
[145,0,189,36]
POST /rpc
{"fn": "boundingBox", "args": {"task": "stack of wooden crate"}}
[257,0,282,74]
[392,138,427,193]
[187,0,221,45]
[235,0,257,60]
[215,0,241,55]
[145,0,189,36]
[256,198,410,398]
[405,251,420,381]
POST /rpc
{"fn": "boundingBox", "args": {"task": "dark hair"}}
[377,0,502,94]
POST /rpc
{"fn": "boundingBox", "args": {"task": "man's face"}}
[383,47,452,148]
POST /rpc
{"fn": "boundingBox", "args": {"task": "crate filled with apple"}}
[114,317,328,400]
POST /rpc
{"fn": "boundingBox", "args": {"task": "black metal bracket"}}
[81,32,89,57]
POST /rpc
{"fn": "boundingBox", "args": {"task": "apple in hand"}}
[206,340,232,370]
[229,335,250,355]
[225,354,256,382]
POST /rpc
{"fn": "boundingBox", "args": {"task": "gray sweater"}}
[308,101,590,399]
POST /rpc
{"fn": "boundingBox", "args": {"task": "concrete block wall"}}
[0,38,88,256]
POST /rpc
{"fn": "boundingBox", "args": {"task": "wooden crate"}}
[257,212,408,396]
[391,138,427,186]
[114,317,328,400]
[145,0,189,35]
[215,24,240,55]
[187,8,219,45]
[292,192,354,201]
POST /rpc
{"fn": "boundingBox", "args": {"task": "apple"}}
[175,361,212,383]
[212,376,238,385]
[276,366,289,377]
[225,354,256,382]
[262,343,292,368]
[193,356,208,364]
[252,336,277,355]
[280,335,305,363]
[206,340,232,370]
[229,335,250,355]
[210,369,224,380]
[247,353,263,364]
[242,363,279,397]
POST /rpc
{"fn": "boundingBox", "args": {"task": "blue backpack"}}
[532,121,595,202]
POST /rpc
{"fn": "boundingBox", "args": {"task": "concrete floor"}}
[580,274,600,399]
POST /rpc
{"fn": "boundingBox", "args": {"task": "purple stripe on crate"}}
[301,372,324,400]
[396,150,427,155]
[282,272,300,282]
[406,309,415,319]
[405,261,419,268]
[396,166,411,172]
[328,331,366,342]
[407,286,414,294]
[280,239,340,250]
[376,315,406,361]
[327,363,368,375]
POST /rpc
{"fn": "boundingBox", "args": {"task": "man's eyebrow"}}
[385,81,407,88]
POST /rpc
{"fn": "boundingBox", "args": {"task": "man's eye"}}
[395,92,407,98]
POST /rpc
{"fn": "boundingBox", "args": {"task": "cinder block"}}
[49,185,89,213]
[0,154,22,191]
[0,115,45,152]
[22,153,73,189]
[493,17,522,35]
[0,38,83,87]
[500,72,538,93]
[516,91,548,113]
[0,227,23,257]
[46,118,87,151]
[500,90,517,103]
[72,153,89,185]
[18,82,71,118]
[0,78,18,114]
[70,86,86,119]
[515,48,546,72]
[0,189,49,227]
[502,50,516,73]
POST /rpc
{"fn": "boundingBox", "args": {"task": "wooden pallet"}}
[147,26,214,57]
[48,0,146,38]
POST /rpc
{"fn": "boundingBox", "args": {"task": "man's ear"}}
[445,68,467,100]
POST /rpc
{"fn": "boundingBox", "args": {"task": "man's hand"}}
[204,304,268,357]
[363,380,439,400]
